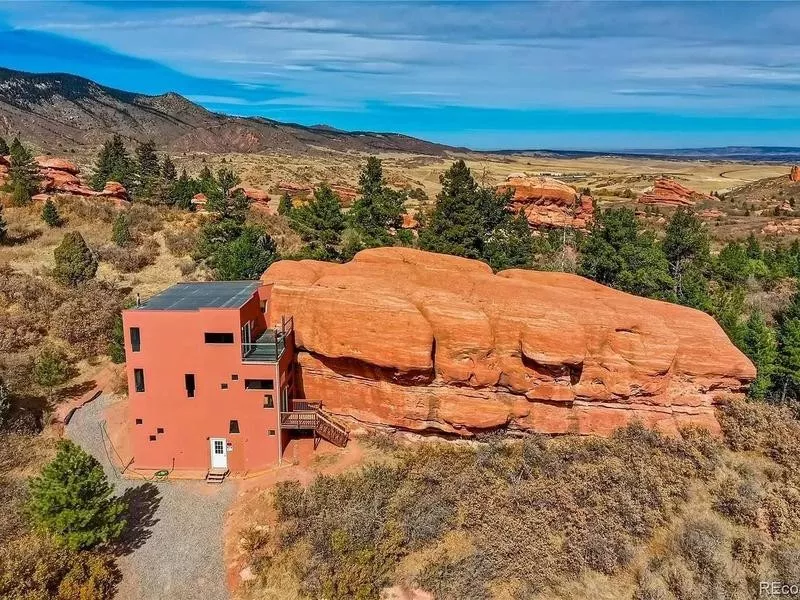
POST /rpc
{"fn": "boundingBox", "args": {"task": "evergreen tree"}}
[290,183,346,258]
[7,137,40,205]
[0,202,7,244]
[112,212,132,247]
[349,156,405,247]
[776,286,800,403]
[211,225,278,280]
[663,209,711,309]
[716,241,750,286]
[41,199,61,227]
[0,135,8,155]
[216,167,241,199]
[170,169,194,209]
[745,232,762,260]
[278,193,294,217]
[109,314,125,364]
[742,310,777,400]
[27,439,126,550]
[134,140,160,199]
[53,231,97,286]
[483,213,534,271]
[419,160,508,260]
[579,208,674,300]
[91,134,132,191]
[160,154,177,182]
[33,346,71,400]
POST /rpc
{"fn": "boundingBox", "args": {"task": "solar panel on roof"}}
[138,281,260,310]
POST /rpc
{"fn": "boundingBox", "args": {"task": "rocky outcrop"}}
[262,248,754,438]
[497,175,593,230]
[791,166,800,182]
[277,181,357,205]
[638,178,713,207]
[762,219,800,235]
[233,186,275,214]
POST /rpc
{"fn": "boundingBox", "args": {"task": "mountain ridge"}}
[0,66,462,156]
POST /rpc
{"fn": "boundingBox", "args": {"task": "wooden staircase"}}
[280,402,349,448]
[205,468,229,484]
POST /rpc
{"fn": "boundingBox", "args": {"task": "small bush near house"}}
[96,237,159,273]
[0,533,119,600]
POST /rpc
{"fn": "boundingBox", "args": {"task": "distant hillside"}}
[493,146,800,163]
[0,66,461,156]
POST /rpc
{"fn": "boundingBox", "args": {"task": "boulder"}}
[638,178,714,207]
[191,192,207,206]
[791,166,800,182]
[262,248,755,438]
[35,157,80,174]
[100,181,127,198]
[497,175,594,230]
[401,210,419,229]
[234,186,270,203]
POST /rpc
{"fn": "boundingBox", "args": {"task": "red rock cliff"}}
[790,166,800,182]
[262,248,755,437]
[497,175,593,230]
[638,178,713,207]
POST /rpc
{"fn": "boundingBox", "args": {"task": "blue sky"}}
[1,1,800,150]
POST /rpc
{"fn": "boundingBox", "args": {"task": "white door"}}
[210,438,228,470]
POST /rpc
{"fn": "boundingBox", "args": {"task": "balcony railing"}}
[241,316,294,363]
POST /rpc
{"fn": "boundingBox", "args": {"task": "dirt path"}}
[66,394,236,600]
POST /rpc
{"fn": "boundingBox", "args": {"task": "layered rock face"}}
[262,248,754,437]
[791,166,800,182]
[497,175,593,229]
[638,178,713,207]
[0,155,128,204]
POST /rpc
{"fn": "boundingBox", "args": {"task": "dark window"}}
[229,420,240,434]
[130,327,141,352]
[260,301,268,314]
[157,427,164,434]
[185,374,195,398]
[135,418,143,425]
[134,369,145,393]
[231,374,239,381]
[221,383,228,390]
[204,332,234,344]
[263,395,274,409]
[149,435,156,441]
[268,429,276,436]
[245,379,274,390]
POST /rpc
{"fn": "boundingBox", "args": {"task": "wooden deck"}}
[280,403,349,448]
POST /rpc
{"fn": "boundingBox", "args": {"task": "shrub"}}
[27,439,126,550]
[32,346,73,398]
[42,199,61,227]
[96,239,158,273]
[52,232,97,286]
[164,227,197,256]
[0,533,119,599]
[50,281,123,358]
[111,212,131,247]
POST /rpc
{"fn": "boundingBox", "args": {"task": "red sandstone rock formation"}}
[497,175,594,230]
[233,186,275,215]
[762,219,800,235]
[35,157,79,174]
[330,182,357,205]
[791,166,800,182]
[401,210,419,229]
[638,178,714,207]
[277,181,313,197]
[277,181,357,205]
[262,248,754,438]
[699,208,725,219]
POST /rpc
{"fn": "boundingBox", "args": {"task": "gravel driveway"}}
[66,394,236,600]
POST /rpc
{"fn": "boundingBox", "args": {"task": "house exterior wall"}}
[122,291,292,474]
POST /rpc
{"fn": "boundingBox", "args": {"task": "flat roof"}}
[136,281,260,311]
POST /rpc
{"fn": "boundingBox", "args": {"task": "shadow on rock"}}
[116,482,162,555]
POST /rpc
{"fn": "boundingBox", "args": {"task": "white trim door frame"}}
[210,437,228,470]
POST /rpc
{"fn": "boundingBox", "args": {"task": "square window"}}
[135,418,143,425]
[221,383,228,390]
[268,429,276,436]
[149,435,156,441]
[263,395,274,409]
[214,440,224,454]
[229,420,240,434]
[157,427,164,434]
[231,374,239,381]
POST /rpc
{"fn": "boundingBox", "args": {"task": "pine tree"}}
[33,346,71,399]
[27,439,126,550]
[211,225,278,280]
[161,154,177,182]
[170,169,194,209]
[111,212,132,247]
[7,137,40,205]
[663,209,711,309]
[0,135,8,155]
[135,140,160,199]
[483,213,534,271]
[289,183,345,258]
[216,167,241,199]
[278,193,294,216]
[349,156,405,247]
[109,314,125,364]
[0,202,7,244]
[777,286,800,402]
[41,198,61,227]
[419,160,508,260]
[742,310,777,400]
[53,232,97,286]
[91,134,132,191]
